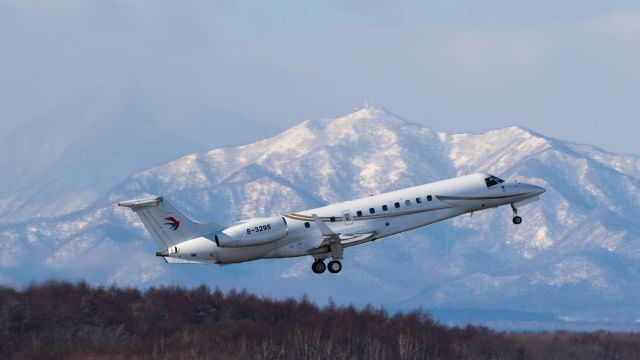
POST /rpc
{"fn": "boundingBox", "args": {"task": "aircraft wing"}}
[163,257,210,264]
[311,214,376,249]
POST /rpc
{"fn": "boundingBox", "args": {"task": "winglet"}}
[311,214,337,236]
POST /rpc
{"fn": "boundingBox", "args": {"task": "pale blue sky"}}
[1,1,639,154]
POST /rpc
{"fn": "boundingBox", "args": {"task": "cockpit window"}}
[484,175,505,188]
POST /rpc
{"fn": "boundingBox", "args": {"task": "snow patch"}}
[257,122,317,161]
[534,257,606,288]
[447,127,550,174]
[279,260,308,279]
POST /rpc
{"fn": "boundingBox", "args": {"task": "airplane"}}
[118,173,545,274]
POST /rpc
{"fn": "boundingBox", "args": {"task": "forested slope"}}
[2,282,640,359]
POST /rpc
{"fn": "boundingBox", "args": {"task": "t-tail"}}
[118,196,221,252]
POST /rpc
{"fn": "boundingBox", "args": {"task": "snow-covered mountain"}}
[2,107,640,329]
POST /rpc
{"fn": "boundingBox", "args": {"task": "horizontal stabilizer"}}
[117,197,162,210]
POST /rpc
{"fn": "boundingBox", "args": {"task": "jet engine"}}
[214,216,288,248]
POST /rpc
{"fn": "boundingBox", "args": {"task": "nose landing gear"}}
[511,203,523,225]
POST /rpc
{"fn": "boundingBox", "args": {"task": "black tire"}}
[512,216,523,225]
[327,260,342,274]
[311,261,326,274]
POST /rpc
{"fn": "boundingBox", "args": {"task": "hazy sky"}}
[2,0,639,154]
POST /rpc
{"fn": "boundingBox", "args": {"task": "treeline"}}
[1,281,639,359]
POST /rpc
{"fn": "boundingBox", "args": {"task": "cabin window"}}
[394,202,400,208]
[304,222,310,228]
[369,208,375,214]
[416,197,422,204]
[427,195,433,201]
[405,200,411,206]
[357,210,363,216]
[382,205,388,211]
[485,175,505,188]
[330,216,336,223]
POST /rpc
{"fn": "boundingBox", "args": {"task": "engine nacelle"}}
[214,216,288,248]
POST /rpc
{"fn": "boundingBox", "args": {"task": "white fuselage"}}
[171,173,544,265]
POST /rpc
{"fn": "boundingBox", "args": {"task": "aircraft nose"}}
[530,184,546,196]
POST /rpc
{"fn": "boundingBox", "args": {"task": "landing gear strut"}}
[511,203,522,225]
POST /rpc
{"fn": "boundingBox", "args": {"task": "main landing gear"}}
[327,260,342,273]
[311,258,342,274]
[311,259,326,274]
[511,203,523,225]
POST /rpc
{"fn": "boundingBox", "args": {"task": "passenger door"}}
[342,210,353,225]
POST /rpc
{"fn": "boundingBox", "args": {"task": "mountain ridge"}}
[2,107,640,329]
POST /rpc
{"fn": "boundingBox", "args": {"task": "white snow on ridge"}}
[257,121,317,161]
[533,256,606,288]
[446,127,551,174]
[569,143,640,180]
[3,107,640,326]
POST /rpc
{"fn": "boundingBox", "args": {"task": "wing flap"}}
[163,257,210,264]
[310,213,376,257]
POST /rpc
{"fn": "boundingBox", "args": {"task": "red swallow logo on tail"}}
[164,216,180,231]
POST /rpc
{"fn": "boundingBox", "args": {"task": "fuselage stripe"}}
[284,191,533,223]
[436,192,533,201]
[285,204,458,223]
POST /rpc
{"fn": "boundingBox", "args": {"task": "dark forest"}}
[1,281,640,359]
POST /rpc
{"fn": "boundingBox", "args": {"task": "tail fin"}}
[118,196,221,250]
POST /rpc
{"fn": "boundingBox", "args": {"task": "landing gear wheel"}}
[327,260,342,274]
[510,203,522,225]
[311,260,326,274]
